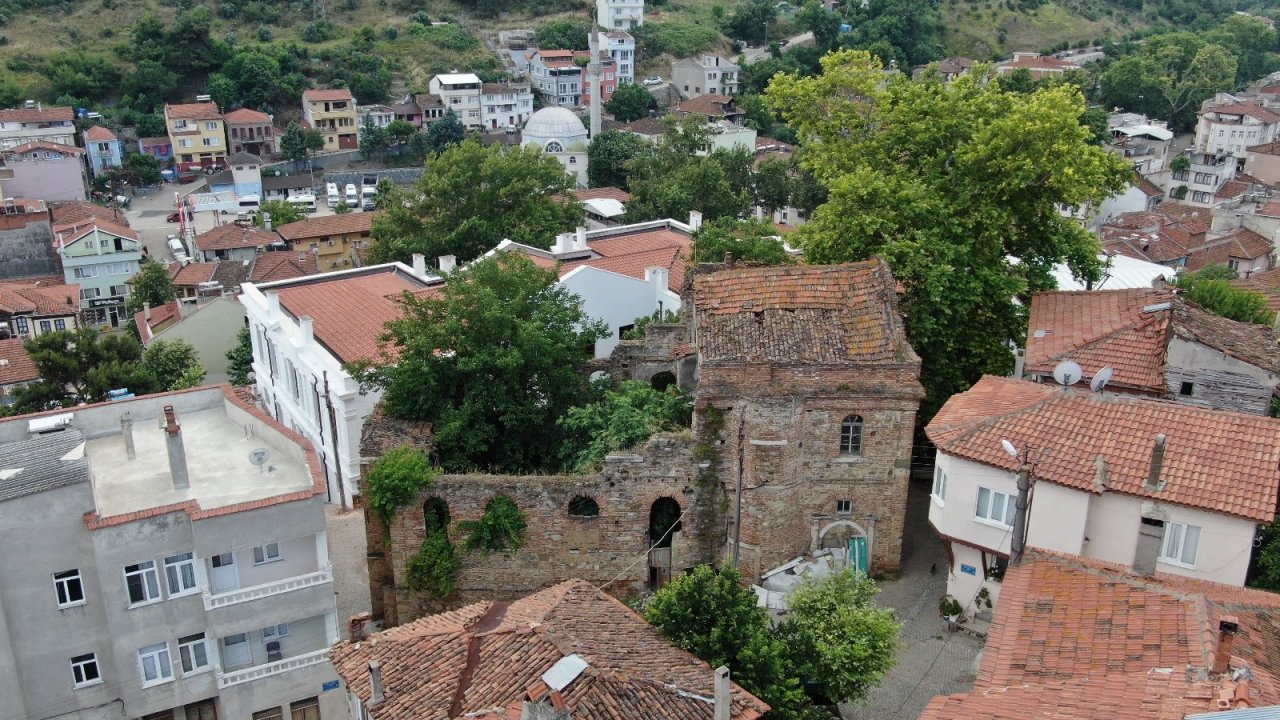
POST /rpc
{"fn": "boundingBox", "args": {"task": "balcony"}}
[203,565,333,610]
[217,648,330,688]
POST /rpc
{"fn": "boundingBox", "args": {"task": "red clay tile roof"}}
[694,260,918,366]
[329,579,769,720]
[49,202,128,233]
[1259,202,1280,219]
[135,300,181,344]
[674,94,741,118]
[196,224,279,252]
[561,245,687,291]
[927,376,1280,521]
[276,212,375,241]
[270,266,426,364]
[1215,179,1251,201]
[169,262,218,286]
[570,187,631,203]
[61,219,139,244]
[224,108,271,124]
[997,54,1074,71]
[920,550,1280,720]
[303,88,355,102]
[0,279,80,316]
[1135,175,1164,197]
[1233,266,1280,312]
[1186,227,1274,271]
[139,136,171,148]
[1249,141,1280,155]
[1152,203,1211,236]
[0,338,38,386]
[166,102,223,121]
[248,251,319,283]
[0,105,73,123]
[83,125,116,142]
[1200,100,1280,124]
[7,140,84,156]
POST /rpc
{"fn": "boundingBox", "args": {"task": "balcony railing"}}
[203,565,333,610]
[217,648,330,688]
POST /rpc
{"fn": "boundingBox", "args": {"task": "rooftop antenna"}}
[1051,360,1083,388]
[249,447,271,474]
[1090,366,1114,393]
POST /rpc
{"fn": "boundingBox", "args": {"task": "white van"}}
[167,236,187,258]
[344,184,358,207]
[361,185,377,211]
[237,195,260,212]
[288,194,318,213]
[326,183,340,208]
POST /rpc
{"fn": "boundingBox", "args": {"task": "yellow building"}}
[164,101,226,173]
[275,212,376,271]
[302,89,359,151]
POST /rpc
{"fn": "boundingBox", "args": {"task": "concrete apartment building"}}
[597,0,643,29]
[56,219,143,329]
[302,89,359,152]
[671,55,740,98]
[479,82,534,130]
[273,212,375,272]
[224,108,277,158]
[0,386,342,720]
[529,50,618,109]
[427,73,484,129]
[1,140,88,202]
[165,101,227,175]
[0,102,76,151]
[83,126,124,178]
[599,31,636,85]
[1196,94,1280,159]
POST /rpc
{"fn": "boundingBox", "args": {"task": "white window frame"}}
[137,642,174,687]
[252,542,281,565]
[123,560,162,607]
[974,486,1016,528]
[71,652,102,688]
[54,569,86,608]
[932,466,947,505]
[178,633,211,675]
[164,552,199,597]
[262,623,289,638]
[1159,520,1201,568]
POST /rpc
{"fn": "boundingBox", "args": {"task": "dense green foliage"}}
[125,260,179,339]
[426,110,466,152]
[840,0,944,69]
[364,446,436,528]
[255,199,306,227]
[586,129,650,190]
[350,253,608,473]
[692,217,795,265]
[142,340,206,391]
[1177,270,1274,325]
[558,381,693,472]
[280,122,325,166]
[407,530,462,596]
[624,118,754,223]
[368,140,581,264]
[725,0,779,46]
[226,327,255,387]
[1250,517,1280,591]
[536,19,590,50]
[604,82,656,123]
[768,51,1132,418]
[634,21,723,61]
[459,495,527,553]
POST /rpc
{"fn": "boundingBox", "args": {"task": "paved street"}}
[326,503,372,633]
[843,478,985,720]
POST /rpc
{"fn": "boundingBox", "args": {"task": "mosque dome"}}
[522,106,589,151]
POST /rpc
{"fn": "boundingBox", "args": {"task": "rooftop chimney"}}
[121,413,136,460]
[689,210,703,231]
[714,666,731,720]
[300,316,314,345]
[553,232,574,255]
[438,255,457,273]
[266,292,281,317]
[162,405,190,490]
[412,253,427,278]
[573,226,588,251]
[1213,616,1240,675]
[348,611,371,643]
[369,661,386,706]
[1144,433,1166,491]
[143,302,152,321]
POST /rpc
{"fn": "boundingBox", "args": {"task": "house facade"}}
[0,103,76,151]
[194,224,279,264]
[1170,151,1236,206]
[302,89,358,152]
[1196,96,1280,159]
[529,52,617,109]
[0,278,82,340]
[926,376,1280,615]
[427,74,483,129]
[274,212,375,272]
[140,136,174,164]
[597,0,644,29]
[1107,112,1172,175]
[165,102,227,174]
[56,220,143,328]
[0,386,343,720]
[599,31,636,85]
[356,104,394,137]
[1,141,87,202]
[82,126,123,178]
[0,336,38,406]
[224,108,276,158]
[671,55,740,98]
[479,82,534,130]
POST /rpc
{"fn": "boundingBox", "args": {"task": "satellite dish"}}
[1052,360,1084,387]
[1001,439,1018,459]
[1090,366,1114,393]
[249,448,271,466]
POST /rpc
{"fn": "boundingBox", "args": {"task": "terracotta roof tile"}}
[0,279,81,316]
[135,300,181,343]
[927,376,1280,521]
[166,102,223,121]
[571,187,631,203]
[0,105,73,123]
[49,202,128,233]
[83,126,116,142]
[196,224,279,252]
[224,108,271,124]
[1199,100,1280,125]
[329,579,770,720]
[1185,227,1273,272]
[7,140,84,156]
[674,95,741,118]
[1214,179,1251,201]
[1249,141,1280,156]
[276,212,375,241]
[248,251,319,283]
[169,263,217,286]
[303,88,355,102]
[0,338,39,386]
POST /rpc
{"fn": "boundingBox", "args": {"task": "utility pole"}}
[1009,463,1033,565]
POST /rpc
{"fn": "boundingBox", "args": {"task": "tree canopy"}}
[558,380,693,472]
[623,118,754,223]
[1101,32,1238,131]
[692,217,795,265]
[767,51,1132,417]
[1177,269,1274,325]
[368,140,582,264]
[604,82,656,123]
[226,326,254,387]
[426,110,467,153]
[125,260,179,338]
[349,253,608,473]
[280,121,325,166]
[586,129,650,190]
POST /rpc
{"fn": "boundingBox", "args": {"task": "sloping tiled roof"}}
[276,212,375,241]
[196,224,279,252]
[1186,227,1274,271]
[1135,175,1164,197]
[49,202,128,233]
[135,300,181,344]
[224,107,271,124]
[248,251,319,283]
[1200,100,1280,124]
[0,279,80,316]
[694,261,917,366]
[926,376,1280,521]
[570,187,631,203]
[166,102,223,120]
[83,125,116,142]
[674,94,740,118]
[7,140,84,156]
[0,337,39,386]
[1249,141,1280,155]
[1232,266,1280,313]
[269,266,425,364]
[1171,299,1280,374]
[329,579,770,720]
[0,105,73,123]
[170,263,217,286]
[920,550,1280,720]
[1152,203,1211,236]
[139,136,171,148]
[303,88,355,102]
[1214,179,1251,202]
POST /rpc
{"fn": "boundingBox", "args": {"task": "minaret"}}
[587,24,603,139]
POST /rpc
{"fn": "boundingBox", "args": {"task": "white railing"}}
[217,648,330,688]
[203,566,333,610]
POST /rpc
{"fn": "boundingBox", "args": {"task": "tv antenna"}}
[249,448,271,474]
[1052,360,1083,387]
[1090,366,1114,393]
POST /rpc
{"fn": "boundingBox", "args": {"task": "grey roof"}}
[262,174,315,191]
[226,151,262,165]
[0,428,89,502]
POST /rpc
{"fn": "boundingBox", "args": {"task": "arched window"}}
[839,415,863,456]
[650,371,676,392]
[568,496,599,518]
[423,497,450,535]
[545,140,564,153]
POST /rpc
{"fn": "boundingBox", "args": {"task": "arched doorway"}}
[650,371,676,392]
[648,498,683,588]
[423,497,450,536]
[817,520,869,573]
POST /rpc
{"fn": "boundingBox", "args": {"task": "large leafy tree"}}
[368,140,581,264]
[839,0,943,69]
[624,118,753,222]
[1101,33,1237,131]
[350,253,608,473]
[226,327,254,386]
[586,129,651,190]
[604,82,655,123]
[280,122,325,166]
[767,51,1132,417]
[256,199,306,228]
[725,0,779,46]
[426,110,466,153]
[142,340,206,391]
[558,380,693,472]
[13,329,158,410]
[692,217,794,265]
[535,20,590,50]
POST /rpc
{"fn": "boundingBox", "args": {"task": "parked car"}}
[643,76,663,86]
[166,209,193,223]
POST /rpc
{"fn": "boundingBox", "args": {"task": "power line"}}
[596,508,689,592]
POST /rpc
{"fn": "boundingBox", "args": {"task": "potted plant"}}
[976,587,993,609]
[939,595,962,622]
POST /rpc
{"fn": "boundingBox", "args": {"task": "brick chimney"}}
[369,660,385,706]
[348,611,371,643]
[1213,616,1240,675]
[163,405,189,490]
[1144,434,1166,491]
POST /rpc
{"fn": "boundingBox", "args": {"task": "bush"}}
[459,496,526,553]
[408,10,430,25]
[406,531,461,596]
[419,24,479,51]
[635,21,722,61]
[558,380,693,472]
[364,446,436,528]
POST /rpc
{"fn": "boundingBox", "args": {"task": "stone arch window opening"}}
[648,497,683,549]
[840,415,864,456]
[423,497,450,535]
[545,140,565,153]
[568,495,600,518]
[650,371,676,392]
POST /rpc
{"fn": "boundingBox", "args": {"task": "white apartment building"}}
[597,0,643,29]
[671,55,740,98]
[356,104,395,135]
[479,82,534,130]
[0,102,76,150]
[1170,151,1237,206]
[599,31,636,85]
[0,386,342,720]
[428,73,484,129]
[240,263,438,506]
[1196,94,1280,159]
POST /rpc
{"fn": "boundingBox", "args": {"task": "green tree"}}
[368,140,581,264]
[604,82,655,122]
[767,51,1132,417]
[737,93,777,135]
[1177,270,1274,324]
[693,217,795,265]
[0,72,23,109]
[364,445,436,527]
[45,51,120,101]
[386,119,419,147]
[840,0,943,68]
[1250,517,1280,591]
[349,253,608,473]
[725,0,778,46]
[776,568,899,705]
[126,260,179,317]
[255,199,306,228]
[586,129,651,190]
[754,155,795,215]
[798,0,841,52]
[558,380,693,471]
[207,74,238,112]
[280,122,325,167]
[1101,34,1237,130]
[360,115,392,159]
[121,60,178,112]
[646,565,810,718]
[624,118,753,222]
[426,110,466,153]
[122,153,163,186]
[142,339,206,390]
[1204,15,1280,87]
[134,113,166,139]
[16,329,156,408]
[226,326,254,386]
[536,19,590,50]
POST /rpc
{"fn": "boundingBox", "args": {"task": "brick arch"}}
[817,519,867,549]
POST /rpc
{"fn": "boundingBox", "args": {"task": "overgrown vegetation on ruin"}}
[365,445,436,530]
[459,495,528,554]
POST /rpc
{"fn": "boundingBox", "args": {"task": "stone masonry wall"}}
[0,217,58,280]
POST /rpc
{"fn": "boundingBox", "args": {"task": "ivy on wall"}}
[459,495,527,553]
